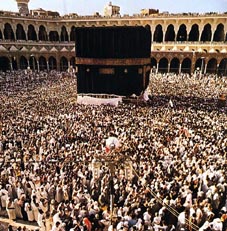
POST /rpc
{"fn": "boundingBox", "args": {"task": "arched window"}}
[0,56,10,72]
[38,25,48,41]
[70,26,76,41]
[61,26,69,42]
[60,56,68,71]
[188,24,199,41]
[49,56,57,70]
[39,56,47,71]
[165,24,175,41]
[200,24,212,42]
[19,56,28,69]
[153,24,163,43]
[49,31,59,41]
[170,58,180,73]
[4,23,15,40]
[27,24,37,41]
[159,58,168,73]
[181,58,192,73]
[176,24,187,41]
[213,23,225,42]
[16,24,26,40]
[206,58,217,73]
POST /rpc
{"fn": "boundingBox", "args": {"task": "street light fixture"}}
[92,137,133,228]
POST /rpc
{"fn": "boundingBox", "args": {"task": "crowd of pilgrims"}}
[0,70,227,231]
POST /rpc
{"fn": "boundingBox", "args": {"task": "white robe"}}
[6,199,16,220]
[0,188,8,208]
[14,198,23,219]
[31,200,39,221]
[38,212,46,231]
[24,202,35,222]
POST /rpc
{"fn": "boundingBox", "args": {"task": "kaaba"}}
[75,26,151,96]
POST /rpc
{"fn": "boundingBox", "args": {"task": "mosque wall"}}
[0,13,227,74]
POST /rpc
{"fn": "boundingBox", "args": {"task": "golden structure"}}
[0,2,226,75]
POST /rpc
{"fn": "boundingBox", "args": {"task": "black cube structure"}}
[75,26,151,96]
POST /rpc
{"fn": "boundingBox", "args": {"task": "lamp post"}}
[200,57,205,78]
[92,137,132,229]
[152,66,156,76]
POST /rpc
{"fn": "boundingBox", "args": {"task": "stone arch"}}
[159,57,168,73]
[218,58,227,75]
[153,24,163,43]
[165,24,175,41]
[16,24,26,40]
[145,24,151,31]
[19,56,28,69]
[27,24,37,41]
[206,58,217,73]
[4,23,15,40]
[170,57,180,73]
[151,58,157,70]
[195,58,206,74]
[49,56,57,70]
[181,58,192,73]
[200,23,212,42]
[49,31,59,41]
[60,56,68,71]
[12,56,18,70]
[70,57,76,68]
[70,26,76,41]
[0,56,10,72]
[39,56,47,71]
[61,26,69,42]
[188,24,199,41]
[29,55,38,71]
[176,24,187,41]
[213,23,225,42]
[38,25,48,41]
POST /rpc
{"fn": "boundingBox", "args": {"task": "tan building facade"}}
[103,2,120,17]
[0,10,227,75]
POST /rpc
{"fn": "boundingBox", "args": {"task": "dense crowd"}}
[0,70,227,231]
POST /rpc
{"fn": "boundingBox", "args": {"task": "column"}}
[10,61,13,71]
[37,61,40,72]
[47,61,49,72]
[156,62,159,74]
[27,59,30,69]
[198,25,204,42]
[31,56,35,72]
[216,64,219,74]
[168,62,170,73]
[175,25,180,41]
[204,63,207,75]
[179,63,182,74]
[163,29,166,42]
[151,30,154,43]
[211,25,216,42]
